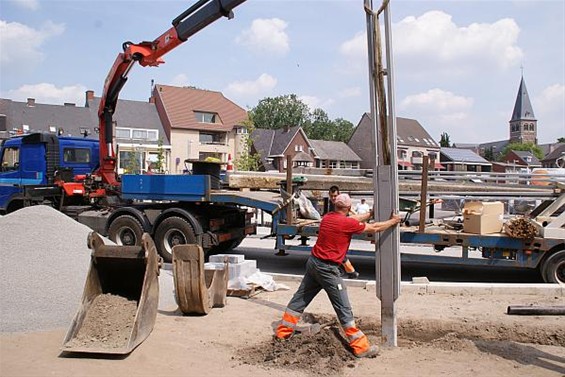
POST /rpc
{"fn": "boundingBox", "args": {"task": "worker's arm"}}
[362,213,401,233]
[350,210,372,223]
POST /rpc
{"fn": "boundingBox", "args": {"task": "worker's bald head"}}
[334,193,351,209]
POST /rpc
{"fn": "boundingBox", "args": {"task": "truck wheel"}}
[108,215,144,246]
[155,216,196,263]
[541,250,565,284]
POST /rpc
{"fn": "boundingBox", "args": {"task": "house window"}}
[294,145,304,152]
[116,128,130,138]
[194,111,218,123]
[398,150,407,159]
[132,129,147,140]
[329,161,338,169]
[235,127,248,134]
[63,148,91,163]
[412,151,423,158]
[146,130,158,141]
[199,132,224,145]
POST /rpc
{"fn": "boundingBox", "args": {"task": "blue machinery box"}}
[121,174,211,201]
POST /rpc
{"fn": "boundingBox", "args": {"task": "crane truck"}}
[0,0,252,263]
[1,0,563,285]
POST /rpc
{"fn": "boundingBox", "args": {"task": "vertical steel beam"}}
[365,0,400,347]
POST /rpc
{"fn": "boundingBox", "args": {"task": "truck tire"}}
[541,249,565,284]
[155,216,196,263]
[108,215,144,247]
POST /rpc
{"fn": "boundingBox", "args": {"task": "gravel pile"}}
[0,206,96,333]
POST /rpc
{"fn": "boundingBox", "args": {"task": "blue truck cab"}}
[0,133,99,213]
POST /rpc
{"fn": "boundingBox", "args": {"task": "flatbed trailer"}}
[118,174,564,284]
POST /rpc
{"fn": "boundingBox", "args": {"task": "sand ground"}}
[1,277,564,377]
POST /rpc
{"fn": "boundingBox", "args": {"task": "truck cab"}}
[0,133,99,213]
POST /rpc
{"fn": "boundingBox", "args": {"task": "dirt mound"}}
[237,314,565,376]
[64,294,137,350]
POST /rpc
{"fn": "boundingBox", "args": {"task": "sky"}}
[1,0,564,145]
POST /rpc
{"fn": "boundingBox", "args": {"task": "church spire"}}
[509,75,537,144]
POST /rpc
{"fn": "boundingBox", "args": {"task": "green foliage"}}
[439,132,451,147]
[303,109,355,142]
[558,137,565,143]
[234,119,261,171]
[250,95,355,142]
[155,138,165,173]
[123,151,141,174]
[501,142,544,160]
[249,94,310,130]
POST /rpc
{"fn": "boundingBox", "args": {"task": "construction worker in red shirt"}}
[275,193,401,358]
[325,185,370,279]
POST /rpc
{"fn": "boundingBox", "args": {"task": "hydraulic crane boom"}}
[96,0,246,190]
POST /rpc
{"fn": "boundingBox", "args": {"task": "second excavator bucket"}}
[61,232,161,355]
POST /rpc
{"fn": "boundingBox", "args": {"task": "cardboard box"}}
[463,201,504,234]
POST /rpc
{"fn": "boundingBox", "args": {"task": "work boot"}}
[274,310,300,340]
[354,345,379,358]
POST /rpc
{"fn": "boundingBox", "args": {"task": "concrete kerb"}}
[268,273,565,297]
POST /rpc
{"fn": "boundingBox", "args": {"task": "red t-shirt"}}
[312,212,366,263]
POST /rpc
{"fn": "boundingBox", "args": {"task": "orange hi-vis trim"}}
[275,311,300,340]
[343,259,355,273]
[344,325,370,355]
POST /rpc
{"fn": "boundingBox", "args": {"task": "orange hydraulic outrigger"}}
[94,0,246,196]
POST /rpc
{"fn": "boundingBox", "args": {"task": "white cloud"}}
[394,11,522,71]
[401,88,473,113]
[534,84,565,143]
[339,11,522,74]
[339,87,362,98]
[338,32,366,73]
[13,0,40,11]
[400,88,474,140]
[170,73,190,87]
[224,73,277,97]
[236,18,289,56]
[0,20,65,74]
[3,83,87,106]
[299,95,335,112]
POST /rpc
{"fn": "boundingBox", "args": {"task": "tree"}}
[234,119,261,172]
[439,132,451,147]
[558,137,565,143]
[155,138,165,173]
[500,142,544,160]
[483,146,496,161]
[249,94,310,130]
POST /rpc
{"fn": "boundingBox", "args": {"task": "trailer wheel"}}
[108,215,144,246]
[541,249,565,284]
[155,216,196,263]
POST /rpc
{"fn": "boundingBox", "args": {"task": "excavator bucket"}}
[172,244,229,315]
[61,232,161,355]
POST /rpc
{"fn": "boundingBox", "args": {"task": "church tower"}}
[509,76,537,144]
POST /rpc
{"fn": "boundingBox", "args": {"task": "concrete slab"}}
[269,273,564,297]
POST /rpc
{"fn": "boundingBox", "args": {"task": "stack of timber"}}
[504,217,539,239]
[227,171,556,194]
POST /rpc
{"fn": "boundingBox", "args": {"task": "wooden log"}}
[507,305,565,315]
[227,172,554,194]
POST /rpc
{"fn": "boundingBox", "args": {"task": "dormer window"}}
[195,111,219,123]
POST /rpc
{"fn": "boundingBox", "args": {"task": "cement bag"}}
[296,192,321,220]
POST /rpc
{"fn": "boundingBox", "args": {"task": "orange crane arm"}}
[97,0,246,189]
